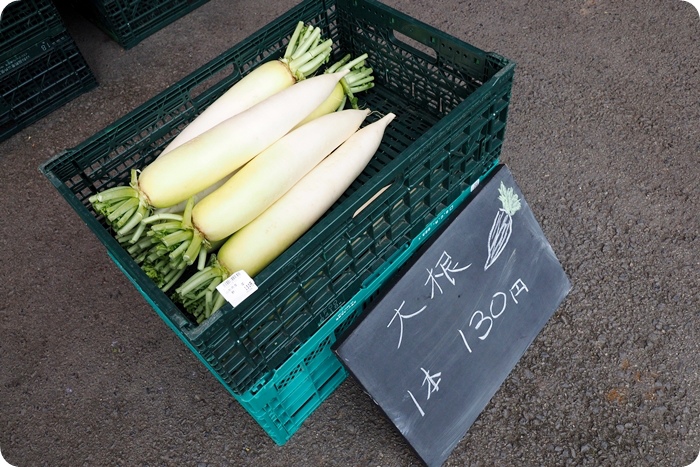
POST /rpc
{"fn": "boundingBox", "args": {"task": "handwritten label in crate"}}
[216,270,258,307]
[334,165,571,467]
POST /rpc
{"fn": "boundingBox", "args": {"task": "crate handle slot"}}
[353,183,393,218]
[390,30,438,64]
[187,63,236,103]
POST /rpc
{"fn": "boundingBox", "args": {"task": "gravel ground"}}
[1,0,698,466]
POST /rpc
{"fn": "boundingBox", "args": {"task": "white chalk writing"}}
[422,367,442,400]
[407,367,443,417]
[407,390,425,417]
[387,300,427,349]
[424,251,471,299]
[458,278,529,352]
[510,279,529,304]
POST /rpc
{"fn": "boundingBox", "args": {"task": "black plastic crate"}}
[69,0,211,49]
[0,31,97,142]
[0,0,66,64]
[41,0,515,398]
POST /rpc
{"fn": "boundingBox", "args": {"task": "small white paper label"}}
[216,270,258,307]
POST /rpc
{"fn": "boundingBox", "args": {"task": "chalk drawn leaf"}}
[485,182,521,270]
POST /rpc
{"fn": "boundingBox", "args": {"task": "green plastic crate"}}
[69,0,211,49]
[40,0,514,444]
[0,0,66,64]
[1,31,97,142]
[229,166,496,445]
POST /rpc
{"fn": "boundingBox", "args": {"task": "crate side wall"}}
[229,159,500,445]
[1,31,97,142]
[188,0,515,394]
[40,0,514,397]
[39,0,340,337]
[0,0,66,63]
[70,0,212,49]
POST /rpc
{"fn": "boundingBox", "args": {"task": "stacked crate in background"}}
[66,0,211,49]
[0,0,97,142]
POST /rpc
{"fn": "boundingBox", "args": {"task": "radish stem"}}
[173,257,229,321]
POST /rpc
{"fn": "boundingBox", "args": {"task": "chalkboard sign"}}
[334,165,571,467]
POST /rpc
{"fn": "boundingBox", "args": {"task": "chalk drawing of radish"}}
[484,181,522,270]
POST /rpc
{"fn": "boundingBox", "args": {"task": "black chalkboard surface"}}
[334,164,571,467]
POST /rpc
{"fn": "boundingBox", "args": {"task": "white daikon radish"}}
[89,70,349,236]
[175,112,395,321]
[162,108,370,269]
[219,112,396,276]
[193,108,371,242]
[161,22,334,156]
[139,70,350,208]
[293,53,375,129]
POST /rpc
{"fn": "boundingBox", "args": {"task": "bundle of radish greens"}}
[89,21,395,323]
